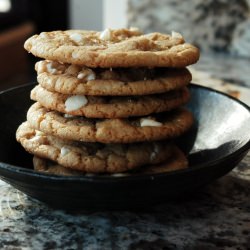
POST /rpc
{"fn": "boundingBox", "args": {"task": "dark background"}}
[0,0,68,33]
[0,0,69,90]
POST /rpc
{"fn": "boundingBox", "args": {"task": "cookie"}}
[33,156,84,176]
[17,121,173,173]
[36,60,192,96]
[24,28,199,68]
[27,103,194,143]
[33,146,187,176]
[134,146,188,174]
[31,85,190,118]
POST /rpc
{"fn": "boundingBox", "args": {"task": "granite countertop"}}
[0,54,250,250]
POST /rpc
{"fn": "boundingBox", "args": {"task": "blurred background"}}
[0,0,250,91]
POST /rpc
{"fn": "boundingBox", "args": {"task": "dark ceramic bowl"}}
[0,83,249,210]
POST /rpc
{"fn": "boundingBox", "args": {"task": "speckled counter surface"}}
[192,53,250,88]
[0,157,250,250]
[0,54,250,250]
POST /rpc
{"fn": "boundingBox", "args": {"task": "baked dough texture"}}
[27,102,194,143]
[35,60,192,96]
[24,28,199,68]
[16,27,199,175]
[31,85,190,118]
[17,121,173,173]
[33,146,187,176]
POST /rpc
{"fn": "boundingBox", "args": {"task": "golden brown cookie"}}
[134,146,188,174]
[33,156,84,176]
[17,121,173,173]
[27,103,194,143]
[24,28,199,67]
[32,146,187,176]
[31,85,190,118]
[36,60,192,96]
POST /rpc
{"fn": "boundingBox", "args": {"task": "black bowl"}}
[0,83,249,210]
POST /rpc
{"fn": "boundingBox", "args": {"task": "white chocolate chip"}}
[40,32,48,39]
[64,113,74,118]
[171,31,183,39]
[35,130,44,136]
[129,27,140,32]
[72,51,78,59]
[140,118,162,127]
[47,78,52,85]
[70,33,82,43]
[100,28,111,40]
[77,72,86,79]
[150,143,160,161]
[65,95,88,112]
[30,130,45,142]
[46,62,57,74]
[60,146,70,156]
[77,69,96,81]
[150,152,157,161]
[30,135,42,142]
[86,73,95,81]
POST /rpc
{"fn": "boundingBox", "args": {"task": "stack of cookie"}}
[16,28,199,176]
